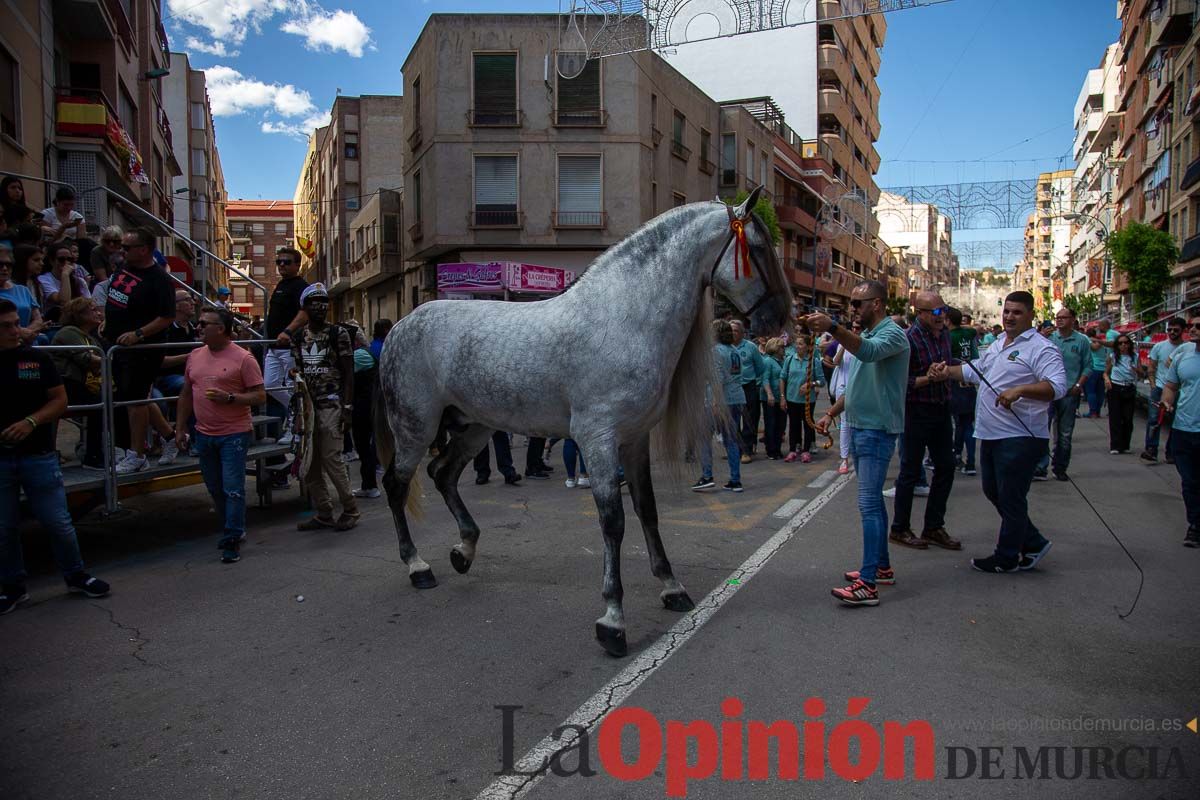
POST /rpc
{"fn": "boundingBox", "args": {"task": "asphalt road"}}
[2,418,1197,800]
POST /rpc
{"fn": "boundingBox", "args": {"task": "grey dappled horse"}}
[375,187,790,657]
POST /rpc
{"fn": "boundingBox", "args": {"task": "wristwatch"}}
[226,393,235,404]
[134,328,145,340]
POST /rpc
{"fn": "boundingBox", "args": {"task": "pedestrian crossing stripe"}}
[773,498,808,518]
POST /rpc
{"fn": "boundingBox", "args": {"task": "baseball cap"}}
[217,286,231,296]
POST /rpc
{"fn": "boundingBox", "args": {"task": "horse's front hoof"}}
[449,548,472,574]
[661,590,696,613]
[595,622,628,658]
[410,569,438,589]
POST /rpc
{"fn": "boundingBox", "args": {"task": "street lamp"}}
[1061,211,1112,310]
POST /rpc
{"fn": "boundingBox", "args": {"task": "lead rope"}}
[962,355,1144,618]
[805,350,834,450]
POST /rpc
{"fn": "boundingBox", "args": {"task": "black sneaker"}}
[1184,528,1200,549]
[1,584,29,615]
[475,474,490,485]
[1018,540,1053,570]
[1139,450,1157,463]
[503,472,522,485]
[691,477,715,491]
[1052,470,1069,482]
[723,481,744,493]
[220,539,242,563]
[1032,469,1049,482]
[524,471,550,480]
[65,572,111,597]
[970,555,1019,574]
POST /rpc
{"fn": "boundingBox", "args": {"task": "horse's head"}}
[708,186,791,337]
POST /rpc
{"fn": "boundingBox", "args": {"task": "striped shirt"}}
[906,322,952,405]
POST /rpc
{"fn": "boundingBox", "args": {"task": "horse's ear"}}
[736,185,764,219]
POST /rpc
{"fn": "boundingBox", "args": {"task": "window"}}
[346,197,360,211]
[651,180,657,216]
[650,94,657,132]
[672,110,685,146]
[761,154,768,187]
[720,134,736,185]
[412,76,421,124]
[252,223,264,234]
[473,154,519,225]
[275,223,287,233]
[253,263,266,277]
[746,143,755,186]
[472,53,518,125]
[119,86,137,145]
[230,223,245,235]
[253,244,265,256]
[556,154,602,226]
[672,192,686,207]
[190,102,205,130]
[699,128,711,164]
[152,147,163,187]
[383,213,400,252]
[344,133,358,159]
[413,170,422,222]
[556,57,601,124]
[191,148,206,176]
[1,47,19,141]
[192,195,207,221]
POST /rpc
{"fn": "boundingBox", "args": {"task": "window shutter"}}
[557,156,601,213]
[557,58,600,123]
[474,155,518,209]
[473,54,517,124]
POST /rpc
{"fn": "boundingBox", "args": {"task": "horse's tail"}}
[654,286,725,479]
[373,382,423,519]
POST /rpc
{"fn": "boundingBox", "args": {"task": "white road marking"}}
[807,469,837,488]
[772,498,808,518]
[474,472,853,800]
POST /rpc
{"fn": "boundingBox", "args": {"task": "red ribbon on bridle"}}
[730,218,752,280]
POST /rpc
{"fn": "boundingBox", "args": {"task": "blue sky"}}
[180,0,1121,236]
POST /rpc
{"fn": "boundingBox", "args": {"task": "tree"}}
[727,190,781,246]
[1107,222,1178,316]
[885,295,908,316]
[1063,292,1100,319]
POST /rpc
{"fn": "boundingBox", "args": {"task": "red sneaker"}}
[831,579,879,606]
[843,567,895,585]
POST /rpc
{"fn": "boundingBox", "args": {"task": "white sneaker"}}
[914,485,930,497]
[565,478,577,488]
[576,476,590,488]
[882,486,896,498]
[352,487,381,498]
[342,450,359,463]
[157,440,179,466]
[115,452,148,474]
[278,431,295,446]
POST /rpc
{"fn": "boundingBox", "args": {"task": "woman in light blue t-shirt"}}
[1105,334,1143,454]
[0,244,44,341]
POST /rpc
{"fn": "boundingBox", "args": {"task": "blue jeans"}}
[1037,393,1081,473]
[701,405,743,482]
[0,451,85,584]
[195,432,251,546]
[1173,429,1200,529]
[850,427,897,585]
[563,439,588,479]
[979,437,1050,564]
[1145,386,1173,456]
[1084,369,1106,416]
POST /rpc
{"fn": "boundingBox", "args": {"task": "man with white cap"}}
[291,283,359,531]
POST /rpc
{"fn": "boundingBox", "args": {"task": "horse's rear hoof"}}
[410,569,438,589]
[595,622,628,658]
[661,590,696,613]
[449,548,472,574]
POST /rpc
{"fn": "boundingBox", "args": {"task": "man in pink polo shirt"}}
[175,307,266,564]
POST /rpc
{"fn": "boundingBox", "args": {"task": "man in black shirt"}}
[263,247,309,439]
[0,299,110,614]
[106,227,176,473]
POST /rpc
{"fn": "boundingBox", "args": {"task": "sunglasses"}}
[120,243,146,251]
[275,259,293,265]
[849,297,882,309]
[0,261,13,268]
[916,306,946,316]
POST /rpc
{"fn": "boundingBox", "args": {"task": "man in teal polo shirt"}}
[809,280,911,607]
[1036,307,1093,481]
[731,320,765,463]
[1085,318,1119,417]
[1161,314,1200,548]
[1142,317,1185,463]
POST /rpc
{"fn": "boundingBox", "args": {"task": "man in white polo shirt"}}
[933,291,1067,573]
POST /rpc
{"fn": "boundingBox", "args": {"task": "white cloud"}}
[170,0,372,57]
[280,9,371,58]
[260,110,332,140]
[184,37,240,58]
[204,65,317,118]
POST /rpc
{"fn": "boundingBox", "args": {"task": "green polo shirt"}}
[734,339,764,385]
[1050,330,1093,387]
[843,317,911,434]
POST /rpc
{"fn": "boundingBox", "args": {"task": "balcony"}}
[670,139,692,163]
[1180,233,1200,266]
[1148,0,1196,46]
[554,109,607,127]
[469,209,523,229]
[52,0,118,42]
[1181,156,1200,194]
[55,88,148,186]
[552,210,606,229]
[776,203,817,233]
[407,125,422,151]
[816,42,850,87]
[350,247,402,290]
[468,108,523,127]
[328,266,352,296]
[698,156,716,176]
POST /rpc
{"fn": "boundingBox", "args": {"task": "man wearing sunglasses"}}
[886,291,960,553]
[809,281,911,607]
[1142,317,1186,463]
[262,248,309,450]
[1160,315,1200,547]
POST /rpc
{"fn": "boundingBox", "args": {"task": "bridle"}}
[709,205,777,318]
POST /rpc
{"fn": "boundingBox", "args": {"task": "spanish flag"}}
[297,236,316,259]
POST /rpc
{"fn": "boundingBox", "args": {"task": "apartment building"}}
[293,95,404,320]
[164,51,228,291]
[348,188,403,327]
[1069,44,1122,299]
[1015,169,1074,310]
[227,200,295,318]
[875,191,957,296]
[399,14,768,317]
[1167,6,1200,302]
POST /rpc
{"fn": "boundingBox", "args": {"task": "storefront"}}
[436,261,577,301]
